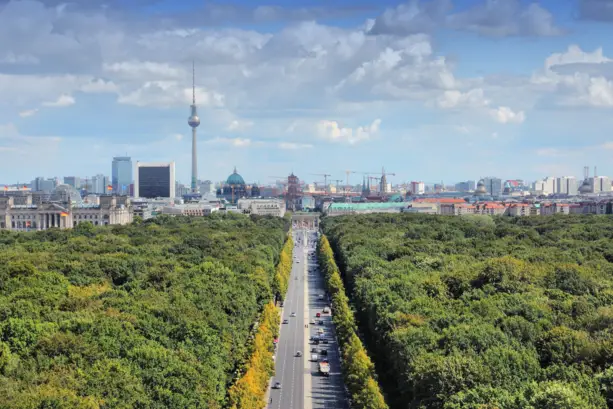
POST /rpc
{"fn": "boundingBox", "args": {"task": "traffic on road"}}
[268,229,347,409]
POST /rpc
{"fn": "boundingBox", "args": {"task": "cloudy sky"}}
[1,0,613,186]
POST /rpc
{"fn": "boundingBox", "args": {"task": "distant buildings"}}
[301,196,316,210]
[455,180,476,192]
[0,188,132,231]
[591,176,611,193]
[556,176,578,195]
[410,181,425,195]
[134,161,176,199]
[112,156,133,195]
[31,177,57,193]
[483,177,502,196]
[91,174,111,194]
[238,198,286,217]
[217,167,260,204]
[199,180,215,194]
[63,176,81,189]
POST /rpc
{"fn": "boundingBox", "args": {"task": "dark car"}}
[321,338,329,344]
[311,347,318,353]
[320,349,328,356]
[318,320,324,325]
[283,319,289,324]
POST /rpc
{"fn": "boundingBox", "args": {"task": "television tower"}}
[187,61,201,193]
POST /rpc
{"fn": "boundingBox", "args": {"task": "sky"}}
[1,0,613,186]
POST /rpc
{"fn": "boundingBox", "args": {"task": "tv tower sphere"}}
[188,109,200,128]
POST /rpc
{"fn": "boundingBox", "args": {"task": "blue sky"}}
[1,0,613,186]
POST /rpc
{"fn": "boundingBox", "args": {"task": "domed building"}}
[578,178,592,194]
[217,167,261,203]
[474,179,488,196]
[51,184,82,205]
[502,181,512,195]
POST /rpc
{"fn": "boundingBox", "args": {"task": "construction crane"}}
[344,170,357,196]
[309,173,331,194]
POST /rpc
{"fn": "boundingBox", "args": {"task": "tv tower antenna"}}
[188,60,201,193]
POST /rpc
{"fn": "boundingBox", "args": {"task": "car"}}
[320,349,328,356]
[321,339,329,344]
[318,320,324,325]
[311,347,318,353]
[283,319,289,324]
[290,312,296,317]
[310,319,315,325]
[316,313,321,318]
[296,351,302,357]
[273,382,281,389]
[318,294,324,299]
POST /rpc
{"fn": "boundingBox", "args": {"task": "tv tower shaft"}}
[187,61,201,193]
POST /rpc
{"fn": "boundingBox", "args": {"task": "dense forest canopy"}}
[0,214,289,409]
[322,214,613,409]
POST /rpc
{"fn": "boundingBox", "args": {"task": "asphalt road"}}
[270,230,306,409]
[269,229,347,409]
[304,231,349,409]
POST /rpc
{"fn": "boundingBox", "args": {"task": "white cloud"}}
[545,45,611,70]
[317,119,381,145]
[19,109,38,118]
[42,94,75,107]
[533,45,613,108]
[171,133,184,141]
[490,106,526,124]
[117,82,225,108]
[437,88,489,108]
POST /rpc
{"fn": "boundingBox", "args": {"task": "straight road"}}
[304,230,348,409]
[269,229,347,409]
[269,230,306,409]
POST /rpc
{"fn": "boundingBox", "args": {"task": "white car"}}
[273,382,281,389]
[290,312,296,317]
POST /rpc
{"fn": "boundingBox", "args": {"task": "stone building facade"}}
[0,194,132,231]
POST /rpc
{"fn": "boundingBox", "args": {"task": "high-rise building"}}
[591,176,611,193]
[556,176,578,195]
[483,177,502,196]
[31,177,58,193]
[63,176,81,189]
[188,62,201,193]
[112,156,133,195]
[91,174,110,194]
[134,162,175,198]
[455,180,476,192]
[199,180,215,194]
[410,181,425,195]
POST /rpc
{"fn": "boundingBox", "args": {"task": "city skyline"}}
[2,0,613,183]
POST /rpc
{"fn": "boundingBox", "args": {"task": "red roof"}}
[415,198,466,204]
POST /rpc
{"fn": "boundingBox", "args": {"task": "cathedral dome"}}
[226,167,246,186]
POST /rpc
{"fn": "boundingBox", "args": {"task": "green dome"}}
[227,167,245,186]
